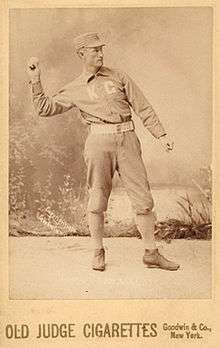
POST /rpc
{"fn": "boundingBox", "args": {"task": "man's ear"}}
[77,48,85,59]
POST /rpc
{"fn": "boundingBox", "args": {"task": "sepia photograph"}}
[8,6,212,300]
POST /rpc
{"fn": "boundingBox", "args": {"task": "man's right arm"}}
[27,57,75,117]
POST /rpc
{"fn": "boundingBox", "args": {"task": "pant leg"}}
[84,133,117,213]
[116,131,154,214]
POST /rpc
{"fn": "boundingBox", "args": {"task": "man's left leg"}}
[135,211,157,250]
[117,131,180,271]
[135,212,180,271]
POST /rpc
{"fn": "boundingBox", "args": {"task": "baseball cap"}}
[73,32,105,50]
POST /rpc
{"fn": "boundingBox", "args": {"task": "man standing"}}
[27,32,180,272]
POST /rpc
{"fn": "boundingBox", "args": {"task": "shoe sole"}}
[146,264,180,271]
[92,267,105,271]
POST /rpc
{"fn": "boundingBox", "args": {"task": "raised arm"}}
[27,57,75,117]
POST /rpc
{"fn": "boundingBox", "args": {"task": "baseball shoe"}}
[143,248,180,271]
[92,248,105,271]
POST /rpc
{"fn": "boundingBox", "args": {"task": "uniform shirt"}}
[30,66,166,138]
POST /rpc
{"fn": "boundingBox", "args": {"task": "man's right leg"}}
[88,211,104,250]
[84,134,116,271]
[88,211,105,271]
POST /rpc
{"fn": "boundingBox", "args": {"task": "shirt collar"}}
[80,66,110,84]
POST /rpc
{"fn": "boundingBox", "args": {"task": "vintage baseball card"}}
[0,0,219,347]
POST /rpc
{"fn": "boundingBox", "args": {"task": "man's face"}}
[81,46,104,69]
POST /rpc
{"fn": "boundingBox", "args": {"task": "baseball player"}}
[27,32,180,272]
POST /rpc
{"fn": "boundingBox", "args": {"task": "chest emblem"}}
[87,80,117,101]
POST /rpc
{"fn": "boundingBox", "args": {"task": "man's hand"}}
[27,57,41,83]
[159,135,174,152]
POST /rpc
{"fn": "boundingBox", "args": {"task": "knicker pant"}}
[84,131,154,215]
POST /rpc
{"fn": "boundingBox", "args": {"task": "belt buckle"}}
[116,124,122,134]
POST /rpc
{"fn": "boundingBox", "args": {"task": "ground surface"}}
[9,237,211,300]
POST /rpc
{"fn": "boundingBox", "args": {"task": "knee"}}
[136,207,154,215]
[135,196,154,215]
[87,188,109,214]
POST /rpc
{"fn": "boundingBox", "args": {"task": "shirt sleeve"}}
[122,72,167,138]
[30,80,75,117]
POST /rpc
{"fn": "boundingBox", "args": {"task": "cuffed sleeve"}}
[30,80,75,117]
[122,72,166,138]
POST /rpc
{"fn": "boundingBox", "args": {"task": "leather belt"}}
[90,120,134,134]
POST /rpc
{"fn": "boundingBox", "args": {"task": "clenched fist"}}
[27,57,41,82]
